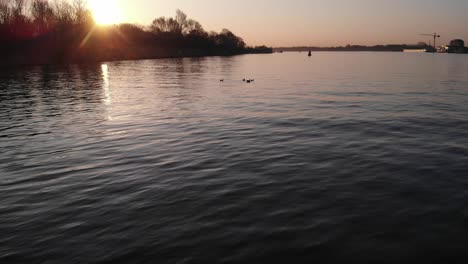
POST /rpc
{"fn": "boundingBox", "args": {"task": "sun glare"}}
[89,0,123,25]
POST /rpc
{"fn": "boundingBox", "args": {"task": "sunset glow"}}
[93,0,468,47]
[89,0,123,25]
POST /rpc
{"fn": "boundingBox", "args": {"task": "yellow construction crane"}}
[421,33,441,48]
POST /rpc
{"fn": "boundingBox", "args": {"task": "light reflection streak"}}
[101,64,113,120]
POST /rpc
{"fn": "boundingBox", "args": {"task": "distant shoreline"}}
[274,45,468,54]
[274,45,433,53]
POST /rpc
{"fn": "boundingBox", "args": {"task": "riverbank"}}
[0,45,273,67]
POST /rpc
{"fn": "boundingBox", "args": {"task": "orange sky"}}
[89,0,468,47]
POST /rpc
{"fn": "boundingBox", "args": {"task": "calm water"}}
[1,52,468,263]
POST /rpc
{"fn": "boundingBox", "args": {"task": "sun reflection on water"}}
[101,64,112,120]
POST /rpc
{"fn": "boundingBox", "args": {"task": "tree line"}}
[0,0,272,65]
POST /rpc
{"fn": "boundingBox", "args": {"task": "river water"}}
[1,52,468,263]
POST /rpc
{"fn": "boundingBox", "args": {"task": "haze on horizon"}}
[94,0,467,47]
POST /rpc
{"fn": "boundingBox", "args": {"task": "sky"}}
[92,0,468,47]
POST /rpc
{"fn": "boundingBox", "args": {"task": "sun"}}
[89,0,123,25]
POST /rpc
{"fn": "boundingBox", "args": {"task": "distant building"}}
[450,39,464,47]
[447,39,466,53]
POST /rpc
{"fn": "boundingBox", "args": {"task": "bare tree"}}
[0,0,11,25]
[12,0,25,17]
[184,19,204,35]
[175,10,186,29]
[150,17,166,33]
[151,17,180,34]
[53,0,73,27]
[31,0,56,33]
[151,10,203,36]
[72,0,93,26]
[7,0,32,30]
[175,10,203,35]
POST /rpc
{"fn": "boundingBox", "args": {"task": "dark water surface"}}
[1,52,468,263]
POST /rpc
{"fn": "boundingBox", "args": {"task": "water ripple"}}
[1,53,468,263]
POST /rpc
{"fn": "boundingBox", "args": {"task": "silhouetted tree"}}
[215,29,246,51]
[12,0,25,17]
[175,9,186,33]
[53,0,74,29]
[31,0,55,35]
[151,17,181,34]
[185,19,204,35]
[0,7,271,65]
[0,0,11,25]
[72,0,93,28]
[10,0,34,38]
[151,10,203,36]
